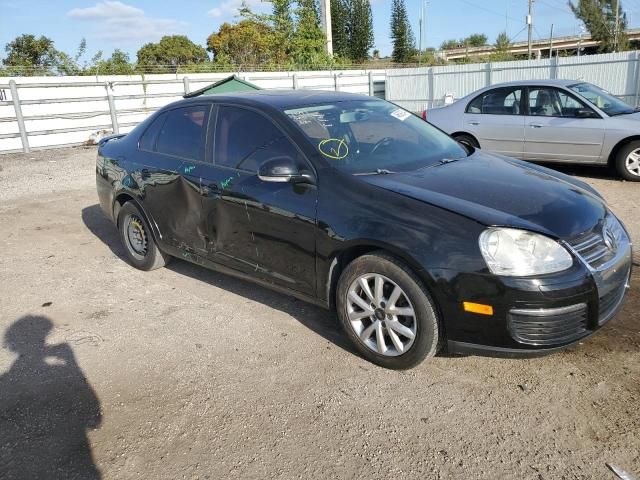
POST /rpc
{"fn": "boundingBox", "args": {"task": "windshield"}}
[284,100,468,174]
[568,82,635,116]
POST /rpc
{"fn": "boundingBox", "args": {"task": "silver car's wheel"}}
[346,273,417,357]
[626,148,640,177]
[615,141,640,182]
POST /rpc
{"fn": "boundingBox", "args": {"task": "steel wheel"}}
[626,148,640,177]
[346,273,417,357]
[124,213,148,260]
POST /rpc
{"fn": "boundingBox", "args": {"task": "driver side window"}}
[214,106,307,173]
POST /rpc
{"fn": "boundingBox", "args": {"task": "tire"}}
[453,133,479,150]
[614,140,640,181]
[117,202,170,271]
[336,252,441,369]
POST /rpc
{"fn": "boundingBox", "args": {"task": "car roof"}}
[171,89,375,110]
[482,79,580,89]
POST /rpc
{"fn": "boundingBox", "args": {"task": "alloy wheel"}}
[626,148,640,177]
[346,273,417,357]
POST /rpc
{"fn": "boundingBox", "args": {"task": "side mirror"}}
[575,108,597,119]
[258,157,313,184]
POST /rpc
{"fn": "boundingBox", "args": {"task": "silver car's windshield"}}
[568,82,636,116]
[284,100,468,174]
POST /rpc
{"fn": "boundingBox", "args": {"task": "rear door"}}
[462,86,525,158]
[198,105,318,295]
[137,104,211,252]
[523,86,605,163]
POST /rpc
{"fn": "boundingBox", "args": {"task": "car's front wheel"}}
[615,140,640,181]
[336,252,441,369]
[117,202,170,271]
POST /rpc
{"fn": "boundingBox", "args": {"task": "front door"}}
[523,86,605,163]
[199,105,318,295]
[463,86,525,158]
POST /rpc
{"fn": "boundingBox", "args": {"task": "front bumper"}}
[435,230,632,357]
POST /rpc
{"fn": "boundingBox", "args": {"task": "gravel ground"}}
[0,147,639,479]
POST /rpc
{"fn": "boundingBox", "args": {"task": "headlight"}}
[605,213,627,246]
[479,228,573,276]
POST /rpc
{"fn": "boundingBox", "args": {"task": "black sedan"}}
[96,90,632,369]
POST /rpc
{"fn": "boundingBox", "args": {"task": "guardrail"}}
[0,71,385,154]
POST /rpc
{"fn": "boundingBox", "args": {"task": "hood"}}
[361,151,607,240]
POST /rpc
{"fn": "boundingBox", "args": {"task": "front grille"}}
[568,230,615,270]
[598,284,627,325]
[508,303,589,346]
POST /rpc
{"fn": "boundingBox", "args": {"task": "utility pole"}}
[319,0,333,56]
[548,23,554,58]
[527,0,534,60]
[614,0,620,53]
[418,0,428,66]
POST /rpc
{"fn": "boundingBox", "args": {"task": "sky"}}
[1,0,640,62]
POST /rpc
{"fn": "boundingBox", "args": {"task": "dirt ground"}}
[0,146,639,480]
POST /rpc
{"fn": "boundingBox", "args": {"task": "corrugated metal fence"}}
[386,51,640,112]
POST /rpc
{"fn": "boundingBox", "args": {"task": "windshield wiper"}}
[353,168,396,176]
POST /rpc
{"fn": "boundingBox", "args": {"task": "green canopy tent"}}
[183,75,261,98]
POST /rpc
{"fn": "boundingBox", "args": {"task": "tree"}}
[390,0,415,63]
[350,0,374,62]
[330,0,374,62]
[464,33,488,47]
[330,0,350,58]
[271,0,295,63]
[495,31,511,52]
[440,39,461,50]
[3,34,60,75]
[137,35,209,70]
[56,38,89,75]
[95,50,135,75]
[207,20,276,66]
[290,0,329,65]
[569,0,629,52]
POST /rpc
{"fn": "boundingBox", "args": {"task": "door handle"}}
[469,121,480,126]
[529,124,543,128]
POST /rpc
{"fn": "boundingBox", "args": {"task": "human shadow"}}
[0,315,102,480]
[81,204,355,355]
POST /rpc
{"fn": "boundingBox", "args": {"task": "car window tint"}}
[155,105,210,161]
[215,106,305,172]
[139,112,167,151]
[466,88,522,115]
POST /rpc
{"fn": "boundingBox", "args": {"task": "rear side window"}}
[214,106,305,172]
[155,105,210,161]
[139,112,167,151]
[467,87,522,115]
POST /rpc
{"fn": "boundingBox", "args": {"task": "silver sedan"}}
[425,79,640,181]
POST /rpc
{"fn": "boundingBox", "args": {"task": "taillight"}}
[421,110,427,121]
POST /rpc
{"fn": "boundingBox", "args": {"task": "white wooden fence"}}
[0,70,387,153]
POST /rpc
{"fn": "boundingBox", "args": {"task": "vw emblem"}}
[602,226,616,252]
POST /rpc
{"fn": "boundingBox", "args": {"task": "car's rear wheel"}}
[614,141,640,181]
[336,252,441,369]
[453,133,479,150]
[117,202,170,271]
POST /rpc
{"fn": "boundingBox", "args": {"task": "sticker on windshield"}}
[390,109,411,121]
[318,138,349,160]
